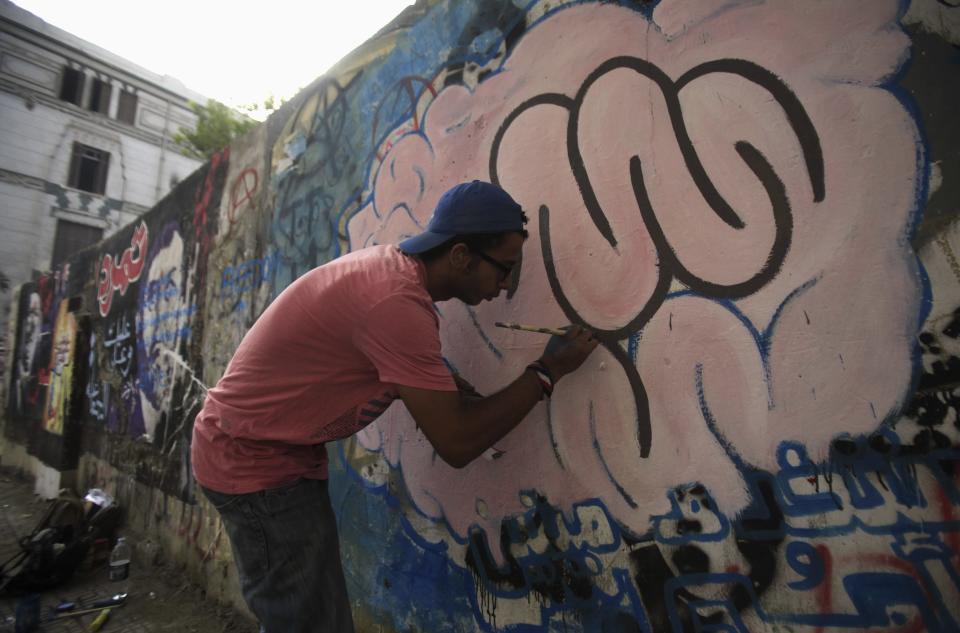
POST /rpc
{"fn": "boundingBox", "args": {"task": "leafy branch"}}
[172,100,258,160]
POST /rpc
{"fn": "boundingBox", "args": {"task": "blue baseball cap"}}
[399,180,524,254]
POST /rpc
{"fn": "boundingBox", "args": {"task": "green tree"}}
[173,100,258,160]
[239,94,287,122]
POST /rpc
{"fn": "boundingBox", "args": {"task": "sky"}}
[13,0,413,119]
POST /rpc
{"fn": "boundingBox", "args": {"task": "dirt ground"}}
[0,468,258,633]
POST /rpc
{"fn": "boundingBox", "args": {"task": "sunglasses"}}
[474,251,515,282]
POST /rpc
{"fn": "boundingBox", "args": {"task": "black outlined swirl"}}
[490,56,824,460]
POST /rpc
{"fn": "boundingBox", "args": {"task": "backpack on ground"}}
[0,489,121,594]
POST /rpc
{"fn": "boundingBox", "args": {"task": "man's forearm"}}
[399,326,598,469]
[446,368,546,467]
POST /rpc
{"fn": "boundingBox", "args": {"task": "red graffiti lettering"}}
[97,222,149,317]
[194,148,229,248]
[228,168,259,224]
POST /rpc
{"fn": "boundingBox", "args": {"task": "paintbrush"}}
[50,604,120,621]
[494,321,566,336]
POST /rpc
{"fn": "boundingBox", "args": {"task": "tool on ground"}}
[52,592,126,615]
[52,601,123,620]
[91,592,127,608]
[86,607,111,632]
[44,592,127,626]
[495,321,566,336]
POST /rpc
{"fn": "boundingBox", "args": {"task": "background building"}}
[0,0,207,336]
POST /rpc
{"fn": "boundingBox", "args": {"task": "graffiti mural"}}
[203,126,273,383]
[269,74,366,290]
[136,223,195,442]
[85,331,108,423]
[8,289,45,420]
[86,222,149,437]
[337,0,957,630]
[349,0,922,548]
[103,312,135,378]
[2,0,957,631]
[4,259,86,471]
[96,221,148,318]
[6,263,70,422]
[41,299,77,435]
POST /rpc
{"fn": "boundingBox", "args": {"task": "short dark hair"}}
[417,211,529,262]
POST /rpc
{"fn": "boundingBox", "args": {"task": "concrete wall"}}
[3,1,960,631]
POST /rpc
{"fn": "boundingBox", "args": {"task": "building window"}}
[67,143,110,195]
[51,220,103,268]
[116,89,137,124]
[59,67,84,106]
[87,77,111,114]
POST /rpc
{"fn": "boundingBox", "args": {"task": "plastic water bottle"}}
[108,537,131,581]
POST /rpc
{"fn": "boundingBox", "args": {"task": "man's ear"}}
[448,242,473,273]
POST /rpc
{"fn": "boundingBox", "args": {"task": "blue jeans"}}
[202,478,354,633]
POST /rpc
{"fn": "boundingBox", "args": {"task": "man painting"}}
[192,181,598,632]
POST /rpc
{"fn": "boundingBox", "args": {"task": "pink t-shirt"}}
[191,245,456,493]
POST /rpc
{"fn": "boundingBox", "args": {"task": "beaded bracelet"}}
[526,360,554,399]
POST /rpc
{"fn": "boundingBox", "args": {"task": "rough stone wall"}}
[2,1,959,631]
